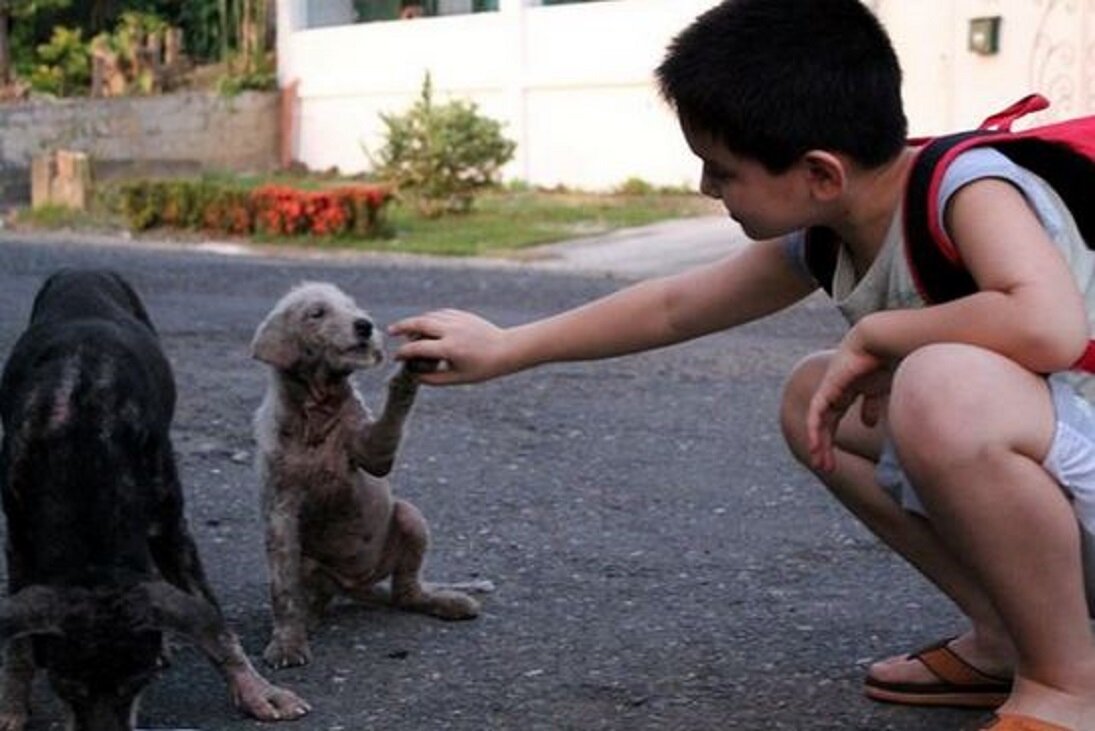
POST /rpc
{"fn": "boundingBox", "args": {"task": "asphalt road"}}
[0,234,988,731]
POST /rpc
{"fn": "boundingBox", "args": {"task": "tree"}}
[0,0,70,84]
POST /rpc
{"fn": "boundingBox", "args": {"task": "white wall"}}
[879,0,1095,133]
[277,0,1095,189]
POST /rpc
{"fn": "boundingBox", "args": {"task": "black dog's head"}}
[39,621,163,731]
[0,582,225,731]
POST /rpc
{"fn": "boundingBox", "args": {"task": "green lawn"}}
[372,190,720,256]
[14,187,721,258]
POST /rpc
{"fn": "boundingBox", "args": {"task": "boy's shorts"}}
[876,373,1095,610]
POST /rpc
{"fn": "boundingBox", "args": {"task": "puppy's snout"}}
[354,318,374,341]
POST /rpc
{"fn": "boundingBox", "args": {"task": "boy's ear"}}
[801,151,847,201]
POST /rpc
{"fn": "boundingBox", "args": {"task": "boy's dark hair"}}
[657,0,907,172]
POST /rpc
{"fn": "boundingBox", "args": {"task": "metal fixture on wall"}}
[968,16,1002,55]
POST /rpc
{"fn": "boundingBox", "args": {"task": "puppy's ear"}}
[251,313,298,369]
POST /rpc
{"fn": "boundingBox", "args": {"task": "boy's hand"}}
[806,330,891,473]
[389,309,513,385]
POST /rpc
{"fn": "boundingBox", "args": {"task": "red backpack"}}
[803,94,1095,370]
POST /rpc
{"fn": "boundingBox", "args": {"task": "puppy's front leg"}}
[352,366,418,477]
[262,484,312,668]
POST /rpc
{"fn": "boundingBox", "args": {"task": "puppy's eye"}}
[307,305,327,320]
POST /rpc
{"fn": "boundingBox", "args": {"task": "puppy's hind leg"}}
[386,501,481,620]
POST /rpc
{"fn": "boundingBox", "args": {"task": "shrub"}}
[116,179,391,240]
[28,26,90,96]
[119,180,165,230]
[251,185,390,238]
[615,177,655,196]
[201,188,253,235]
[371,73,516,218]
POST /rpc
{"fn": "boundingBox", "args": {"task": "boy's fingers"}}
[395,337,447,362]
[413,369,458,386]
[806,394,837,472]
[389,314,446,339]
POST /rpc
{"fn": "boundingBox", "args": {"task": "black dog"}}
[0,269,310,731]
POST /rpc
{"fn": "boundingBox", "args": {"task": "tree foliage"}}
[2,0,273,93]
[27,24,87,95]
[0,0,71,83]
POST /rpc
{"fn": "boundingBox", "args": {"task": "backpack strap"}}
[803,131,992,302]
[903,94,1052,304]
[906,93,1095,373]
[800,96,1051,298]
[903,131,985,304]
[802,227,839,296]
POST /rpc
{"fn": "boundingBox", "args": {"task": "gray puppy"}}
[251,282,488,669]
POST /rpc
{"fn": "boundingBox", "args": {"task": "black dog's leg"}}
[148,447,225,609]
[0,545,34,731]
[149,455,310,720]
[0,639,33,731]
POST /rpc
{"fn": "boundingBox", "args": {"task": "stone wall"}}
[0,91,279,205]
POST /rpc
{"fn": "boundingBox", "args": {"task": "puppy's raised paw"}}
[405,357,444,375]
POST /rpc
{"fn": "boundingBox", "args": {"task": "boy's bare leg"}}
[888,344,1095,727]
[781,351,1014,683]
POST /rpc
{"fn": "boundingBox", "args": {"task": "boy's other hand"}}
[389,309,512,385]
[806,334,890,473]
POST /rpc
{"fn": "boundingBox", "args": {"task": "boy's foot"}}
[981,713,1071,731]
[865,635,1013,708]
[991,675,1095,731]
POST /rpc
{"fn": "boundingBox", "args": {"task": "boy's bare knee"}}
[890,344,991,459]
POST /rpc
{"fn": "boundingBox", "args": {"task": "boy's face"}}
[681,119,815,240]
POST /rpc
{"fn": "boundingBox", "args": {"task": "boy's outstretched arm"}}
[389,238,816,385]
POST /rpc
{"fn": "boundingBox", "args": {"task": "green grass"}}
[15,204,125,231]
[309,190,719,257]
[13,185,720,258]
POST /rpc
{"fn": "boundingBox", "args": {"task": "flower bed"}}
[118,180,392,239]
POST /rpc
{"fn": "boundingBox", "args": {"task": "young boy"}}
[390,1,1095,728]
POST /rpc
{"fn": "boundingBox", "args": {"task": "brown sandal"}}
[864,637,1012,708]
[981,713,1071,731]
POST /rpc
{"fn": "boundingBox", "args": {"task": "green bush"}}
[615,177,655,196]
[118,179,247,233]
[371,74,516,218]
[28,26,89,96]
